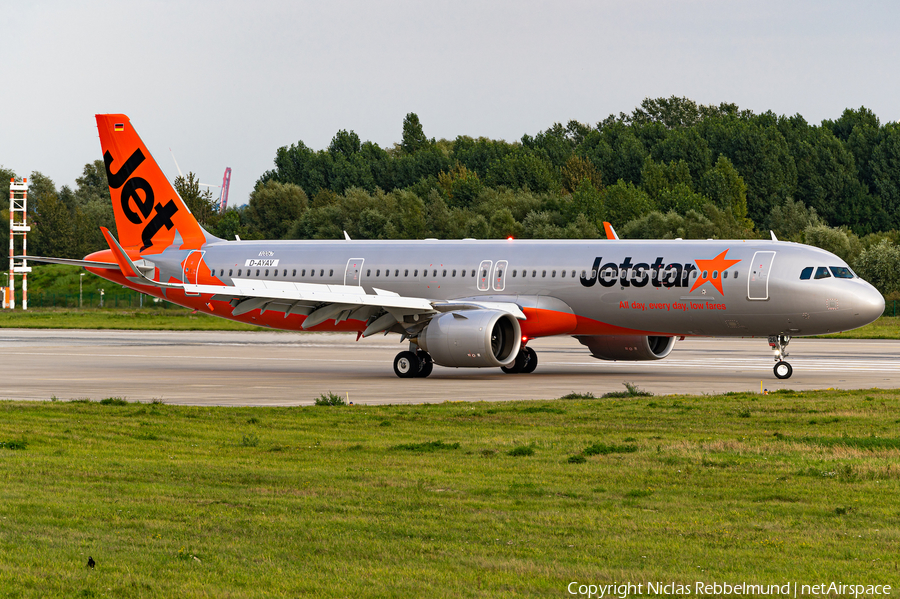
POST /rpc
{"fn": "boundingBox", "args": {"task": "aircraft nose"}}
[856,283,885,325]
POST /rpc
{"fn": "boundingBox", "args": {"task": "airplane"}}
[28,114,885,380]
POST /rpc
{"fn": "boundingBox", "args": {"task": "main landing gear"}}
[768,334,793,379]
[501,346,538,374]
[393,349,434,378]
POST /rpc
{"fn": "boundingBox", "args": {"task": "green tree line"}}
[2,97,899,297]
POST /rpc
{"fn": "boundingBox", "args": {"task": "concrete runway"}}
[2,329,897,405]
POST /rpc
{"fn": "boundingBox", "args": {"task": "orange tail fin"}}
[96,114,209,253]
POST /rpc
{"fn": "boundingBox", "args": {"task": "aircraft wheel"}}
[393,351,419,378]
[416,351,433,378]
[501,349,528,374]
[774,361,792,380]
[522,346,538,373]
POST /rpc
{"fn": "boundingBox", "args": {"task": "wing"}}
[99,228,525,337]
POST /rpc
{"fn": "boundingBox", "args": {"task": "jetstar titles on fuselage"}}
[580,250,741,294]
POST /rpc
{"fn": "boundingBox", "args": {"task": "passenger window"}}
[256,269,260,277]
[442,270,446,277]
[311,270,315,277]
[542,270,546,278]
[414,269,418,277]
[461,269,466,277]
[329,269,333,277]
[733,271,739,280]
[302,269,306,276]
[386,270,390,277]
[800,267,813,280]
[433,270,437,277]
[367,269,371,276]
[237,269,242,276]
[404,269,409,277]
[512,270,517,277]
[581,270,586,279]
[452,270,456,277]
[292,269,296,277]
[532,270,537,277]
[229,269,233,277]
[395,270,399,277]
[273,270,277,277]
[376,270,381,276]
[551,270,556,277]
[830,266,854,279]
[561,270,566,278]
[814,266,831,279]
[320,269,325,277]
[266,269,270,277]
[571,270,575,278]
[723,271,728,279]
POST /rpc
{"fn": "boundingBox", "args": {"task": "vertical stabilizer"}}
[96,114,208,253]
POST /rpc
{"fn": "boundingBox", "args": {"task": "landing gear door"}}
[477,260,492,292]
[183,250,204,296]
[748,251,776,300]
[344,258,364,286]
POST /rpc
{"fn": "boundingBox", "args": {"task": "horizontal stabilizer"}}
[23,256,119,270]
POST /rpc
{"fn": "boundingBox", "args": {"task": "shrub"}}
[507,445,535,457]
[602,382,653,398]
[315,392,347,406]
[559,392,595,400]
[391,441,460,452]
[100,397,128,406]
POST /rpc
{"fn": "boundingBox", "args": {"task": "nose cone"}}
[856,282,885,326]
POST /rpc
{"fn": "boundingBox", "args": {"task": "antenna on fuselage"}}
[770,230,778,241]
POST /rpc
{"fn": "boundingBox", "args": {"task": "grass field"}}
[1,389,898,597]
[0,308,262,331]
[0,308,898,339]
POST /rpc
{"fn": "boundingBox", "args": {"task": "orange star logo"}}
[690,249,741,295]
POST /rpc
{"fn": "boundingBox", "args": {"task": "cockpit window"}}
[800,267,813,280]
[829,266,854,279]
[814,266,831,279]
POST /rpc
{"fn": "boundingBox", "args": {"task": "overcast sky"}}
[3,0,898,207]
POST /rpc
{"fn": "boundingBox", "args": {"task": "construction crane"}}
[169,149,231,213]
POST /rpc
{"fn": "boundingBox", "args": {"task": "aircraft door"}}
[493,260,508,291]
[344,258,364,286]
[748,251,776,300]
[477,260,492,291]
[182,250,205,296]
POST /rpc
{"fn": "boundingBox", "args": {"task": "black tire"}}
[774,361,792,380]
[416,351,433,378]
[393,351,419,378]
[501,349,528,374]
[522,346,538,373]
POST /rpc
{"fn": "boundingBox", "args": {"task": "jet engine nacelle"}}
[576,335,676,361]
[417,309,521,368]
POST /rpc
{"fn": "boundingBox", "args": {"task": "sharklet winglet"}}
[603,222,619,240]
[100,227,183,289]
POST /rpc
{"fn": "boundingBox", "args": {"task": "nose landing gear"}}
[768,335,792,379]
